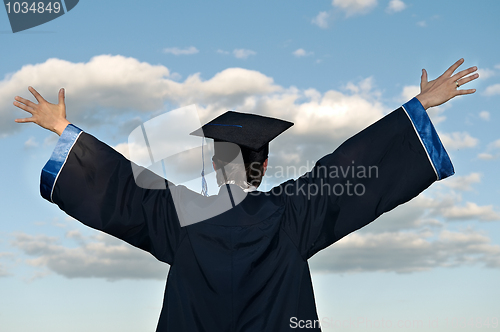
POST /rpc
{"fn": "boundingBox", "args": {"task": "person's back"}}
[161,184,319,331]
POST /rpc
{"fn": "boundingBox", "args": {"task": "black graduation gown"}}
[40,98,454,331]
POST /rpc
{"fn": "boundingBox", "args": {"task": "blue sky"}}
[1,0,500,331]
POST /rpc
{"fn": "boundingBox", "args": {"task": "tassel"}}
[201,137,208,196]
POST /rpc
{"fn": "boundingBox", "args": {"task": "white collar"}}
[221,181,257,192]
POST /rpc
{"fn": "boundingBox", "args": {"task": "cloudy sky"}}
[1,0,499,331]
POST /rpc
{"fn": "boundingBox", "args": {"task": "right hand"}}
[14,87,70,136]
[416,58,478,110]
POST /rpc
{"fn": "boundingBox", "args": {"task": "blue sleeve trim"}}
[402,97,454,180]
[40,124,83,202]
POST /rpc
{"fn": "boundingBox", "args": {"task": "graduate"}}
[14,59,478,331]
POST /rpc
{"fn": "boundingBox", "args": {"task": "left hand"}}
[416,58,478,110]
[14,86,70,136]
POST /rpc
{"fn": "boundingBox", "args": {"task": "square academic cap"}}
[190,111,293,163]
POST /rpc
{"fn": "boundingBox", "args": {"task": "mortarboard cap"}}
[191,111,293,163]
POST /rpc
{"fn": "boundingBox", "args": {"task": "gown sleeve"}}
[40,125,183,265]
[278,97,454,260]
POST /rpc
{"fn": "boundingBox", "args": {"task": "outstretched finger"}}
[452,66,478,81]
[58,88,65,106]
[457,73,479,87]
[28,86,46,104]
[13,101,34,114]
[457,88,476,96]
[420,69,428,89]
[444,58,465,77]
[14,116,36,123]
[14,96,37,109]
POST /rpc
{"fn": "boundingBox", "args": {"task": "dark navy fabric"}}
[41,104,453,331]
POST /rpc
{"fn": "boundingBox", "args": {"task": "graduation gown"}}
[40,97,453,331]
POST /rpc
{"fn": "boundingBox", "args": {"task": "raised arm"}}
[279,59,478,260]
[14,87,184,265]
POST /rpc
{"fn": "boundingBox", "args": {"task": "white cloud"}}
[490,139,500,149]
[292,48,314,57]
[441,172,481,191]
[163,46,199,55]
[369,192,500,232]
[0,55,477,175]
[13,194,500,278]
[400,85,420,102]
[477,153,495,160]
[309,228,500,273]
[1,55,282,135]
[222,48,258,59]
[169,72,182,81]
[440,131,479,150]
[479,111,490,121]
[344,77,378,96]
[357,196,442,234]
[0,265,8,277]
[312,11,330,28]
[417,20,427,27]
[0,253,13,277]
[386,0,406,13]
[476,139,500,160]
[2,55,175,134]
[24,136,39,148]
[112,138,206,185]
[113,141,147,161]
[169,68,280,107]
[415,190,500,222]
[1,55,387,159]
[477,68,495,80]
[484,84,500,96]
[13,232,169,280]
[332,0,378,16]
[440,202,500,221]
[233,49,256,59]
[256,78,388,170]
